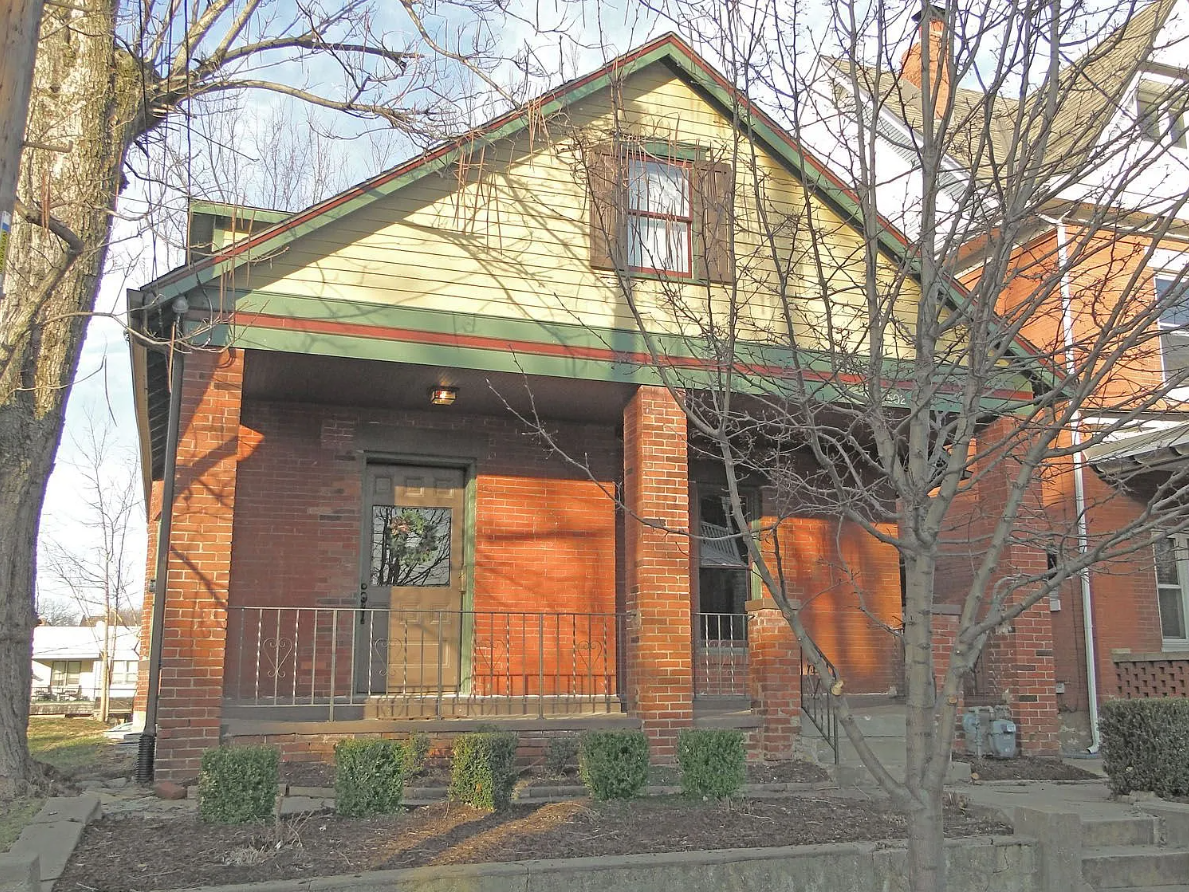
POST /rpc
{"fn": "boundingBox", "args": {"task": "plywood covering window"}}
[589,144,734,282]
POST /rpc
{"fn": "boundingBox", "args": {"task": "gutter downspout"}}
[1054,218,1102,753]
[135,334,185,784]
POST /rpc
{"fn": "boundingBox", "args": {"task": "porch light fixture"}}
[429,386,458,406]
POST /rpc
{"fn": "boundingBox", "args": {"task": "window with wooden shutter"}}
[588,147,625,270]
[693,160,735,284]
[588,142,734,283]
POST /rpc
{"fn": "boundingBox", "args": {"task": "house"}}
[821,0,1189,750]
[127,34,1063,779]
[32,622,140,706]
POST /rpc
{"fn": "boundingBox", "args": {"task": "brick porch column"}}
[747,598,801,760]
[623,385,693,760]
[982,599,1061,754]
[154,349,244,779]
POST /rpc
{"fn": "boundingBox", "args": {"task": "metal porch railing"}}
[693,612,749,699]
[225,606,626,720]
[800,645,840,763]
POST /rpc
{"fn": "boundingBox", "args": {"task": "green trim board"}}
[195,287,1034,402]
[199,306,1034,414]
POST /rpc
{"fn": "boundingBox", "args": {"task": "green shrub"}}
[448,731,519,811]
[1100,698,1189,797]
[198,745,279,824]
[404,732,431,778]
[334,738,408,817]
[677,729,746,800]
[546,736,580,776]
[579,730,650,800]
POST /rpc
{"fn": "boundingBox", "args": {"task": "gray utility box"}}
[961,707,1018,759]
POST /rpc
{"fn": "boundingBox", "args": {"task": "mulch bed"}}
[58,796,1009,892]
[281,759,831,791]
[955,756,1100,782]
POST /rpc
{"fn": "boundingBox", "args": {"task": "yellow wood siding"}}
[221,66,920,357]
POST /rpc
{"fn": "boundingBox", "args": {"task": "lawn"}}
[2,717,133,852]
[27,717,129,779]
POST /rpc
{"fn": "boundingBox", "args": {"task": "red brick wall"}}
[761,506,903,695]
[622,386,693,758]
[223,395,621,703]
[155,349,245,778]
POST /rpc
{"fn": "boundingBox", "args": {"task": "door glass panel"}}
[371,506,452,587]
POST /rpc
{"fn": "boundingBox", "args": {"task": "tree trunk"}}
[903,544,945,892]
[0,0,137,797]
[907,787,947,892]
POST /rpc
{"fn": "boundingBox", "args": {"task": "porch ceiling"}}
[242,350,639,425]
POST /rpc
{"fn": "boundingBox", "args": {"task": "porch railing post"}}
[538,613,545,720]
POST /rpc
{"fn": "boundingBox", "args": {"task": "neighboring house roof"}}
[32,625,140,663]
[834,0,1177,185]
[1086,418,1189,471]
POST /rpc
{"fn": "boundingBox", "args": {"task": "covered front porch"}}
[142,346,913,776]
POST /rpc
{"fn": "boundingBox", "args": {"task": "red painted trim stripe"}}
[241,311,1032,402]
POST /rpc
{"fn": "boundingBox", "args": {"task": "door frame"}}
[359,453,478,694]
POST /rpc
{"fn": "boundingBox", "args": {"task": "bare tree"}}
[506,2,1189,889]
[0,0,505,795]
[33,599,80,627]
[40,414,141,722]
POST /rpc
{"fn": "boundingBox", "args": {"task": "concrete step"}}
[1104,887,1189,892]
[1081,846,1189,888]
[802,707,907,739]
[1082,816,1160,848]
[835,758,971,788]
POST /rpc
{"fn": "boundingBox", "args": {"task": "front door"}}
[359,465,466,694]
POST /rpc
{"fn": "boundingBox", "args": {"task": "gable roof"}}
[835,0,1178,185]
[144,33,919,303]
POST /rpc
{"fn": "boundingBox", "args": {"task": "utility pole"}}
[0,0,45,297]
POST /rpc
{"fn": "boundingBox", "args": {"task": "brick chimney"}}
[900,4,952,114]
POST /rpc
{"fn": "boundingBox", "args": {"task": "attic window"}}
[627,158,692,275]
[588,144,734,283]
[1137,80,1187,149]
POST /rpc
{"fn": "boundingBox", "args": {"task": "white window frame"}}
[625,156,693,276]
[1155,272,1189,390]
[1137,77,1188,150]
[1155,534,1189,646]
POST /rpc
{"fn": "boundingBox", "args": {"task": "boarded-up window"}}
[589,144,733,283]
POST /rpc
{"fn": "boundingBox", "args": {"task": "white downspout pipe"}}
[1054,218,1102,753]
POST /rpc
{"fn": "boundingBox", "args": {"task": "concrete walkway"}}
[957,780,1189,892]
[3,793,102,892]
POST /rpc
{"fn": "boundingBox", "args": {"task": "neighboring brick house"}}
[827,0,1189,750]
[128,35,1061,780]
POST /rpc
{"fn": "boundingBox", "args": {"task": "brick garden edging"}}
[162,837,1037,892]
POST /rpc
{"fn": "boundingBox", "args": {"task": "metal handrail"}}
[693,612,748,699]
[800,645,840,764]
[225,606,626,720]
